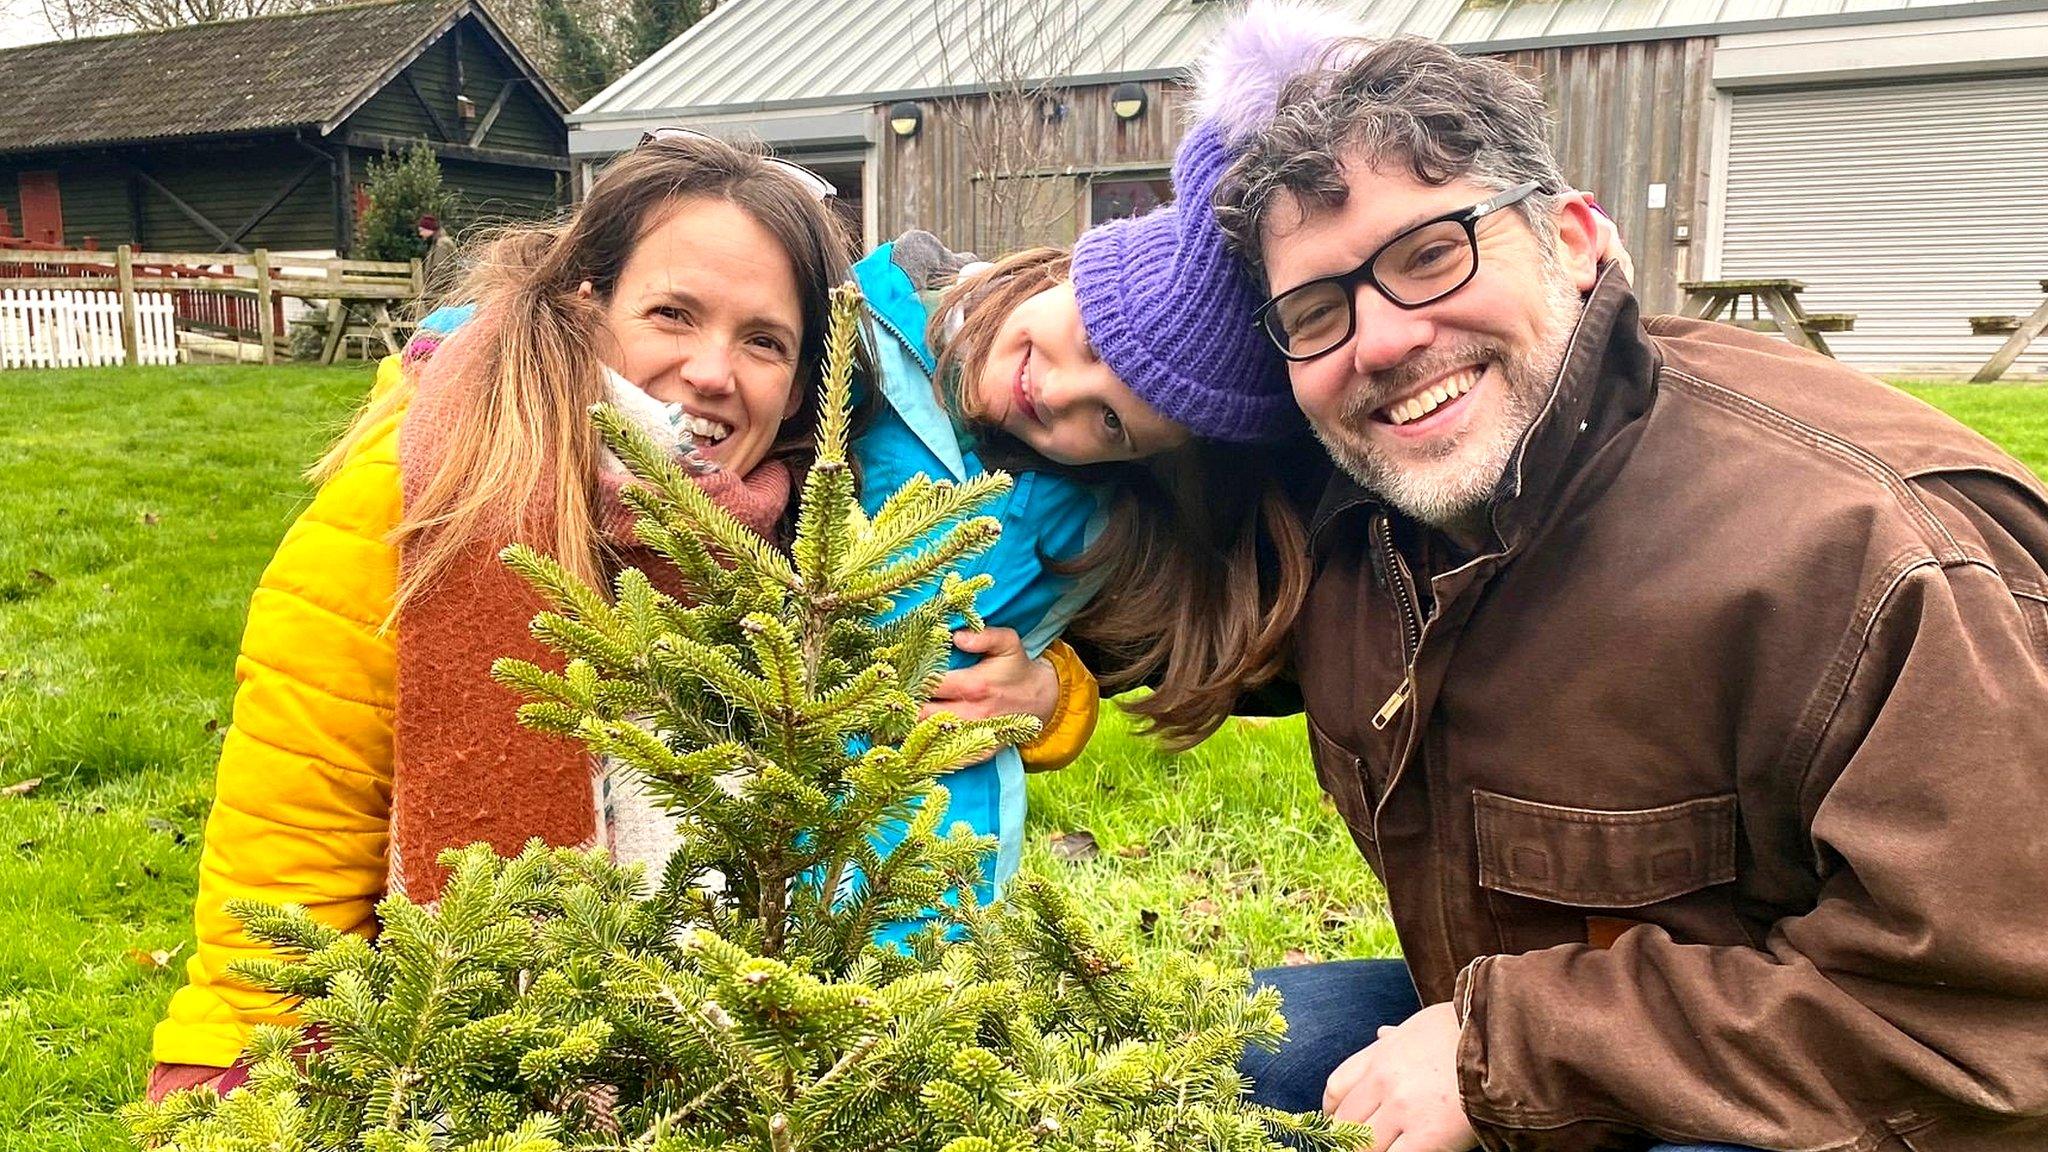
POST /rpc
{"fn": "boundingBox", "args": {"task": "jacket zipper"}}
[1372,513,1423,731]
[864,298,928,377]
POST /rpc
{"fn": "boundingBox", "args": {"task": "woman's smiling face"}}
[594,196,806,477]
[971,279,1188,466]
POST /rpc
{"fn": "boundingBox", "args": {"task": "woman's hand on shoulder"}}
[922,627,1059,726]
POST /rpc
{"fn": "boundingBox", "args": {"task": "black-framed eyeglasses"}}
[1251,181,1544,362]
[638,127,838,201]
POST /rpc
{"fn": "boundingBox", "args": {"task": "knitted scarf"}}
[391,346,791,902]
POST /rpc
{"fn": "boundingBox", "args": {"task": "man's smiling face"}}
[1261,159,1597,540]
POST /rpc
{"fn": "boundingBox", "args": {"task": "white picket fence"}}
[0,288,179,369]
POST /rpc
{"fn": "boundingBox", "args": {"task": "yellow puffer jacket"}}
[153,355,1100,1067]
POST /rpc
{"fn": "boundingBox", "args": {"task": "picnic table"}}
[305,297,415,363]
[1968,280,2048,382]
[1679,278,1855,358]
[272,261,422,364]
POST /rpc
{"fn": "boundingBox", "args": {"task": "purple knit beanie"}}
[1071,123,1293,442]
[1071,1,1367,443]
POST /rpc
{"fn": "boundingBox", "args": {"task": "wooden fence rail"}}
[0,247,422,367]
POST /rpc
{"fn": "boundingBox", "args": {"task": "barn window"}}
[1087,171,1170,225]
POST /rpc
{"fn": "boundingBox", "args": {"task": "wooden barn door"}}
[18,172,64,246]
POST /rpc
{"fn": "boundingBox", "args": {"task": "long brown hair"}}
[314,134,854,614]
[926,249,1311,748]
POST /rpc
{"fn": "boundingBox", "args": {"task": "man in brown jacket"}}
[1209,34,2048,1152]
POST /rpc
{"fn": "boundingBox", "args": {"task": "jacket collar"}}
[852,242,972,480]
[1309,263,1656,560]
[853,242,938,373]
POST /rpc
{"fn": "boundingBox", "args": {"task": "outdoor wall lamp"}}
[888,101,923,139]
[1111,82,1147,121]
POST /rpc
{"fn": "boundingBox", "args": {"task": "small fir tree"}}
[124,288,1365,1152]
[355,143,453,262]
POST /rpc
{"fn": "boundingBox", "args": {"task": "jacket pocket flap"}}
[1305,713,1372,828]
[1474,791,1736,908]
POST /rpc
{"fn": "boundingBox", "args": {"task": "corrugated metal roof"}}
[576,0,1235,120]
[573,0,2032,122]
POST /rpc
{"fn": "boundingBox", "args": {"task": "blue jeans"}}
[1242,959,1761,1152]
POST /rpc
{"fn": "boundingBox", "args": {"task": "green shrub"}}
[355,143,453,262]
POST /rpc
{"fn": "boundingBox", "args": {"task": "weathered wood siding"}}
[1492,37,1715,315]
[1,140,334,251]
[436,158,564,230]
[875,78,1191,254]
[135,140,337,251]
[347,15,564,158]
[874,39,1713,312]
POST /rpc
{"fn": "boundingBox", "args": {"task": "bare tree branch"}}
[38,0,339,38]
[929,0,1087,254]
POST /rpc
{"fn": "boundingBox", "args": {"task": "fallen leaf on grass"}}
[1048,830,1099,863]
[1186,897,1221,918]
[1138,909,1159,936]
[146,817,188,845]
[1114,843,1150,860]
[140,511,160,526]
[128,942,185,971]
[2,777,41,798]
[26,569,54,587]
[1282,948,1319,966]
[203,718,221,735]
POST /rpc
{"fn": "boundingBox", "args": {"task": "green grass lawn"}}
[1,366,2043,1150]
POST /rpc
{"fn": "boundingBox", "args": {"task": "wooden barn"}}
[569,0,2048,376]
[0,0,568,257]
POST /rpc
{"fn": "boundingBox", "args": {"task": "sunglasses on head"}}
[637,127,838,202]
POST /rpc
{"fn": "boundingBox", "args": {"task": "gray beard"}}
[1314,270,1583,534]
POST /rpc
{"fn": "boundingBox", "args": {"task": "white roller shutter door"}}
[1717,74,2048,377]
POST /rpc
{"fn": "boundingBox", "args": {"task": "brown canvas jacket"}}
[1291,266,2048,1151]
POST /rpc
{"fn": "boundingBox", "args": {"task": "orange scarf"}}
[390,343,791,901]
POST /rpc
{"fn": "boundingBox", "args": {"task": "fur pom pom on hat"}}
[1193,0,1373,149]
[1068,1,1367,443]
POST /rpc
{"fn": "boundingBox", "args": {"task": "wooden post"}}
[116,244,140,367]
[253,248,276,365]
[320,263,347,365]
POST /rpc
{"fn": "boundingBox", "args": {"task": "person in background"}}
[416,212,458,302]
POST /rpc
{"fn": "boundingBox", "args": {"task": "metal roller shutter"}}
[1717,73,2048,377]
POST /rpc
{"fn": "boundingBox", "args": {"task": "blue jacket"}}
[849,241,1106,910]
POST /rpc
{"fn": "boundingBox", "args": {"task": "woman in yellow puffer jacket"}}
[148,134,1101,1099]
